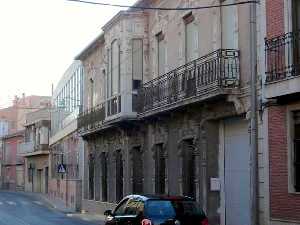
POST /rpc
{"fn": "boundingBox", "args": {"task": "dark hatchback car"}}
[104,195,208,225]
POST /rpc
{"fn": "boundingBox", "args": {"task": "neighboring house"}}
[0,94,51,135]
[2,131,25,191]
[49,60,84,211]
[0,120,9,188]
[0,95,51,191]
[264,0,300,224]
[0,120,9,138]
[76,1,265,225]
[18,108,50,194]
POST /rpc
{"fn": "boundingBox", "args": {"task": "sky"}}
[0,0,136,108]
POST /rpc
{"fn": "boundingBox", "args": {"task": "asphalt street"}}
[0,191,103,225]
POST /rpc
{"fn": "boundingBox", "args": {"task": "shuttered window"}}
[157,32,166,76]
[89,78,94,109]
[292,0,300,67]
[184,13,199,63]
[132,39,143,90]
[292,0,300,31]
[115,150,123,202]
[182,139,196,198]
[132,146,143,194]
[111,40,120,96]
[101,152,108,202]
[88,153,95,200]
[154,144,166,195]
[221,0,238,49]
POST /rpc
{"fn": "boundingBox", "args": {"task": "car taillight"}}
[141,219,152,225]
[201,218,209,225]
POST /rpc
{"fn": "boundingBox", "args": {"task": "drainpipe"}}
[250,2,258,225]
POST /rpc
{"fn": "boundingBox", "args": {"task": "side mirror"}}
[104,209,113,216]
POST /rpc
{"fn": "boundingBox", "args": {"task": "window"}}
[145,200,175,217]
[221,0,238,49]
[181,139,196,198]
[124,199,144,216]
[132,39,143,90]
[28,163,34,183]
[292,0,300,31]
[89,78,94,109]
[184,13,199,63]
[114,198,128,216]
[292,0,300,67]
[88,153,95,200]
[154,144,166,195]
[115,150,123,202]
[101,152,108,202]
[293,111,300,192]
[132,146,143,194]
[157,32,166,76]
[111,40,120,96]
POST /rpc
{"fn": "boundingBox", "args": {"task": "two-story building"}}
[2,131,25,191]
[49,60,84,211]
[264,0,300,224]
[18,108,51,194]
[77,1,265,225]
[0,120,9,188]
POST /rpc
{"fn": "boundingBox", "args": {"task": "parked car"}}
[104,194,208,225]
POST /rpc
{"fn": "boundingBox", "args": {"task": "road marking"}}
[33,201,43,205]
[6,201,16,205]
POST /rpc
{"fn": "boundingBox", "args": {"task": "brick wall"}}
[266,0,284,38]
[269,106,300,221]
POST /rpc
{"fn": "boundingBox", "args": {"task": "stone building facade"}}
[77,1,266,225]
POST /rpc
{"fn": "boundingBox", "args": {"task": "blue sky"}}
[0,0,136,107]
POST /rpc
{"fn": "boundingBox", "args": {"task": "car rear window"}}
[145,200,176,217]
[145,200,204,218]
[172,201,204,217]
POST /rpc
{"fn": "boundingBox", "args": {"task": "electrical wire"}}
[66,0,260,10]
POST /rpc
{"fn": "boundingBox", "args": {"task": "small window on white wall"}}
[132,39,143,90]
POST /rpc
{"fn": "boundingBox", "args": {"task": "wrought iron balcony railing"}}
[78,92,139,134]
[137,49,240,115]
[265,30,300,83]
[78,102,106,133]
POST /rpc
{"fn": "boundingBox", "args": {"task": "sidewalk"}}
[18,191,107,223]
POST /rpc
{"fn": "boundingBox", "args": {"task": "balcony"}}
[78,93,137,135]
[18,141,49,157]
[137,49,240,116]
[265,31,300,98]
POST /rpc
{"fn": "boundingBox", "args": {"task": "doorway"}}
[223,118,251,225]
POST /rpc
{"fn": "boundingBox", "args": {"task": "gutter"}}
[249,2,258,225]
